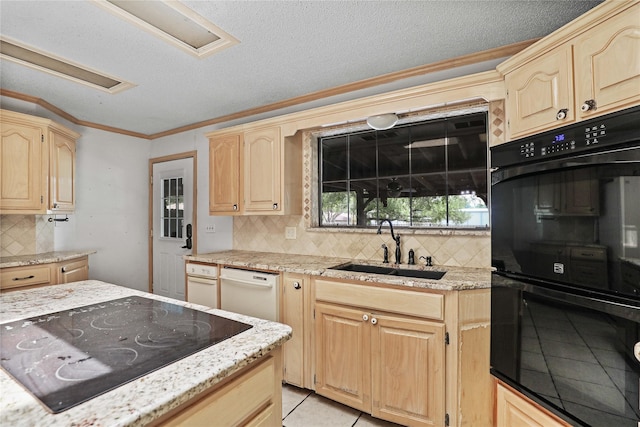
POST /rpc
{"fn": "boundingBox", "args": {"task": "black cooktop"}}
[0,296,252,413]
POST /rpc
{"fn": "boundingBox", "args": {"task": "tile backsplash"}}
[233,216,490,268]
[0,215,54,257]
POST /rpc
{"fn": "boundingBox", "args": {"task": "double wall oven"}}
[490,106,640,426]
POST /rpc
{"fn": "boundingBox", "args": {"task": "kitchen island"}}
[0,280,291,427]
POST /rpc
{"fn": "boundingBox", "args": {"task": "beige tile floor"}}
[282,384,405,427]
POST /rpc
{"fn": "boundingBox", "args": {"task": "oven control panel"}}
[492,105,639,168]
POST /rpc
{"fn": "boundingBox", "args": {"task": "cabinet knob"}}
[371,317,378,325]
[362,314,369,322]
[232,204,238,211]
[581,99,597,112]
[556,109,569,120]
[293,281,301,289]
[272,203,278,210]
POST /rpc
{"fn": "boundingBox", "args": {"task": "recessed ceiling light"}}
[0,37,135,93]
[93,0,239,58]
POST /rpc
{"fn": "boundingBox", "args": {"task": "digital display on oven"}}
[553,134,565,143]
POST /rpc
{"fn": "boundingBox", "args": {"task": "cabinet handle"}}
[371,317,378,325]
[13,275,35,281]
[581,99,597,112]
[362,314,369,322]
[272,203,278,210]
[556,109,569,120]
[293,281,301,289]
[232,204,238,211]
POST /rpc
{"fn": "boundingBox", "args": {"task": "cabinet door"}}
[574,3,640,119]
[58,257,89,284]
[505,46,574,139]
[49,129,76,212]
[0,120,44,212]
[315,303,371,412]
[371,314,445,427]
[496,382,570,427]
[282,274,305,387]
[209,134,242,214]
[244,127,281,212]
[535,173,561,214]
[563,168,599,215]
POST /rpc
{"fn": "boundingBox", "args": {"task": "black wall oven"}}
[490,106,640,426]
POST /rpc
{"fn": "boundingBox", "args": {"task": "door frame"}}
[148,151,198,293]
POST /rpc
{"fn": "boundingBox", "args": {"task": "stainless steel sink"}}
[330,263,446,280]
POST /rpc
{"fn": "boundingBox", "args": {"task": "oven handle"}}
[494,272,640,322]
[492,144,640,184]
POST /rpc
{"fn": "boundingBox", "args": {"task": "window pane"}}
[321,135,348,181]
[349,132,377,180]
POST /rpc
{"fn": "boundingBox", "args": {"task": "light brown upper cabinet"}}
[501,2,640,140]
[0,109,79,214]
[209,133,243,214]
[207,126,301,216]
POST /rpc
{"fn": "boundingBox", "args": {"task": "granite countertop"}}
[185,250,491,291]
[0,250,97,269]
[0,280,292,427]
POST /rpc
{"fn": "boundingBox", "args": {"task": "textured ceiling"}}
[0,1,602,136]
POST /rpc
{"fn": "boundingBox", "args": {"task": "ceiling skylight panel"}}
[94,0,239,58]
[0,37,135,94]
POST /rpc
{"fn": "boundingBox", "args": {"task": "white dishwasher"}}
[219,267,279,321]
[186,263,218,309]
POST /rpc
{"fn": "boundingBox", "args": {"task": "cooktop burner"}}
[0,296,252,413]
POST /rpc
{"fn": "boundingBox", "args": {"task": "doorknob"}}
[182,224,192,249]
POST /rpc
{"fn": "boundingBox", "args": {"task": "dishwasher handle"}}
[220,276,274,289]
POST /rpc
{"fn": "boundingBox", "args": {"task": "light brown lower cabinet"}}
[312,278,493,427]
[0,256,89,291]
[57,256,89,284]
[155,348,282,427]
[282,273,313,388]
[315,302,445,426]
[495,380,570,427]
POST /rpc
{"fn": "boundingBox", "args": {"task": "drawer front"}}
[314,279,444,321]
[1,264,54,290]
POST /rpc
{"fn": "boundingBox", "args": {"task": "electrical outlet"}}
[285,227,296,239]
[205,225,216,233]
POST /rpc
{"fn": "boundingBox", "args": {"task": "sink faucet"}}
[377,219,401,264]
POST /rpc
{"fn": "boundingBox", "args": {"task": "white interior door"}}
[152,158,193,300]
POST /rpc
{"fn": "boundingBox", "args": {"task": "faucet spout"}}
[377,219,401,264]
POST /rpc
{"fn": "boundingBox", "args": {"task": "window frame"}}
[316,109,490,231]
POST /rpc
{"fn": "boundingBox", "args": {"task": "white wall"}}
[54,128,151,290]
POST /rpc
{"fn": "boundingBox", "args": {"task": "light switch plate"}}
[205,225,215,233]
[285,227,296,239]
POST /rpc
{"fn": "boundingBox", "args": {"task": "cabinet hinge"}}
[150,175,153,185]
[41,134,44,142]
[40,195,43,204]
[313,308,315,319]
[314,374,316,384]
[445,413,449,426]
[445,332,449,345]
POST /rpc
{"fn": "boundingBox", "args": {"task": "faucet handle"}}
[419,255,433,266]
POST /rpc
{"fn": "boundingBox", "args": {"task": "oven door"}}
[491,272,640,426]
[491,145,640,299]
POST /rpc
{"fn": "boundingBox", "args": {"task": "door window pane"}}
[161,176,184,238]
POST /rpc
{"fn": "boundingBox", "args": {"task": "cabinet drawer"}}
[1,264,54,290]
[314,279,444,321]
[161,355,276,426]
